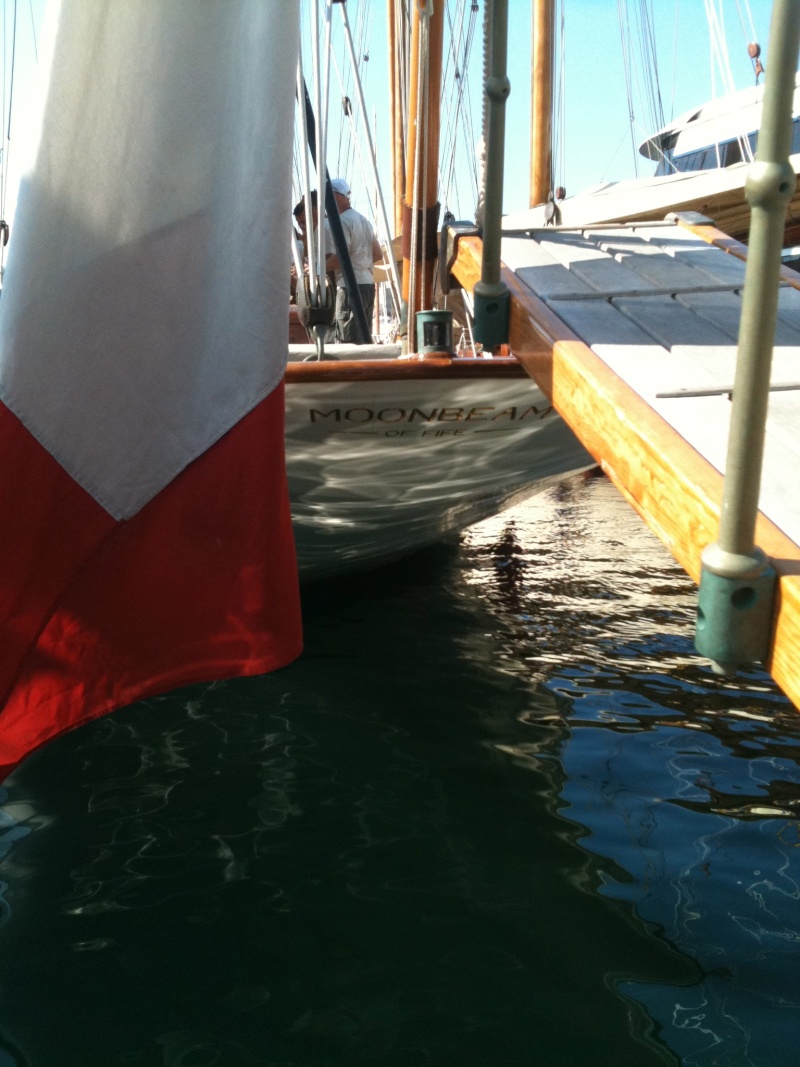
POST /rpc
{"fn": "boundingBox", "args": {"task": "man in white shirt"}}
[329,178,382,343]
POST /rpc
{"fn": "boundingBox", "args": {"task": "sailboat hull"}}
[504,158,800,246]
[285,357,592,579]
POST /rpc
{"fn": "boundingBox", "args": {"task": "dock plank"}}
[468,218,800,708]
[612,295,736,347]
[535,233,658,293]
[766,390,800,457]
[588,233,726,291]
[540,298,657,346]
[674,291,800,344]
[593,342,800,544]
[501,237,594,298]
[671,248,749,285]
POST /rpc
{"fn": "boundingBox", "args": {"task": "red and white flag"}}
[0,0,303,780]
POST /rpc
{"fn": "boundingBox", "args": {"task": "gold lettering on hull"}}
[309,404,552,425]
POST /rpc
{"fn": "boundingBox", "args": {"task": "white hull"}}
[507,75,800,246]
[503,154,800,246]
[285,356,592,579]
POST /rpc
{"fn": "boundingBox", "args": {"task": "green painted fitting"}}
[416,309,454,355]
[472,281,509,350]
[744,160,797,210]
[485,75,511,102]
[695,546,776,672]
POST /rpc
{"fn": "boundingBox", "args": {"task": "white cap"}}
[330,178,351,196]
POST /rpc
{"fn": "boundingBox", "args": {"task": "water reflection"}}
[0,473,796,1066]
[462,472,799,1066]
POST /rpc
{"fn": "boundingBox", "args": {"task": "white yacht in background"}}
[504,73,800,250]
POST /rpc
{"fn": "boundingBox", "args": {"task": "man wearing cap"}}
[329,178,382,343]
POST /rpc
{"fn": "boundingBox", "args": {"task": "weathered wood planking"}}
[450,224,800,709]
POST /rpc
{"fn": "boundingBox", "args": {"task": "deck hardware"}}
[666,211,717,227]
[695,0,799,674]
[696,545,776,674]
[294,275,336,359]
[657,381,800,399]
[416,309,454,357]
[548,282,766,301]
[501,219,686,237]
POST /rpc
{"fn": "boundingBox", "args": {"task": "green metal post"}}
[695,0,800,673]
[473,0,510,350]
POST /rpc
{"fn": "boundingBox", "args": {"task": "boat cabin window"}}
[724,140,743,166]
[655,119,799,177]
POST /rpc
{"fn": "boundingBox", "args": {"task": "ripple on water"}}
[0,473,797,1067]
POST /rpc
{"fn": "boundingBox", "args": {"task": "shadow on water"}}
[0,473,795,1066]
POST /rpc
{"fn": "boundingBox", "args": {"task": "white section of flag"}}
[0,0,300,520]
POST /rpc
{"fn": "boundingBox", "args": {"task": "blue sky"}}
[518,0,777,203]
[4,1,783,226]
[307,0,779,219]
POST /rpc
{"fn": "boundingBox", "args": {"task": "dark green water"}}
[1,473,797,1067]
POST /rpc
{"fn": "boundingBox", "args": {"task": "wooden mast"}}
[401,1,444,350]
[530,0,554,207]
[387,0,406,236]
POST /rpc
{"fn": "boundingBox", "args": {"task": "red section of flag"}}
[0,383,302,780]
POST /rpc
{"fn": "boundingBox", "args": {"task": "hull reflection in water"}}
[462,472,798,1065]
[0,472,796,1067]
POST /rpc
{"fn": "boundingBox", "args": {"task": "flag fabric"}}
[0,0,303,780]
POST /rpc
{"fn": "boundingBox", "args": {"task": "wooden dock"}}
[451,214,800,708]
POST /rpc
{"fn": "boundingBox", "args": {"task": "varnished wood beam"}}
[449,231,800,709]
[673,216,800,291]
[286,355,526,383]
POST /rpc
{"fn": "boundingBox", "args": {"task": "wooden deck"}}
[451,214,800,708]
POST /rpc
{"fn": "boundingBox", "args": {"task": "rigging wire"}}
[337,2,372,188]
[552,0,566,195]
[439,0,479,219]
[705,0,738,98]
[733,0,762,82]
[733,0,758,49]
[704,0,754,160]
[616,0,640,177]
[330,7,401,315]
[670,0,679,121]
[616,0,670,177]
[408,4,430,333]
[396,0,410,161]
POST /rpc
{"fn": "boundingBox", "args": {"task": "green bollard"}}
[695,545,776,673]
